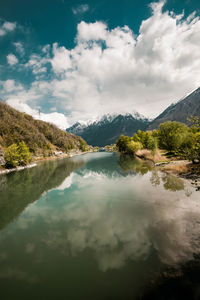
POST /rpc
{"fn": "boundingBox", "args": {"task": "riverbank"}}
[0,149,95,175]
[135,149,200,190]
[158,160,200,190]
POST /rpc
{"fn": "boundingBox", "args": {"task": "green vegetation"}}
[0,101,88,166]
[116,119,200,163]
[5,141,30,168]
[116,130,157,155]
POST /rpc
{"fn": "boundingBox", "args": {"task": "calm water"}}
[0,152,200,300]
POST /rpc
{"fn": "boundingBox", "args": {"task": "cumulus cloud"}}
[0,79,69,129]
[0,79,23,92]
[7,99,69,129]
[25,54,48,74]
[7,54,18,65]
[0,20,16,36]
[72,4,89,15]
[2,1,200,125]
[50,43,72,73]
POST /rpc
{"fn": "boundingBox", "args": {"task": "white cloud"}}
[2,1,200,125]
[0,20,16,36]
[72,4,89,15]
[0,79,23,92]
[77,21,107,42]
[13,42,24,56]
[25,54,48,74]
[6,98,69,129]
[7,54,18,65]
[50,43,72,73]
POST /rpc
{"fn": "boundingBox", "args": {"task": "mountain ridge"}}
[148,87,200,130]
[67,113,150,147]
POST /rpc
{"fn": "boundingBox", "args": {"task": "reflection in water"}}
[0,157,84,230]
[118,154,153,175]
[0,152,199,300]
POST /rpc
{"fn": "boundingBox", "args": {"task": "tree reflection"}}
[161,173,184,191]
[118,154,153,175]
[0,158,84,231]
[150,170,161,187]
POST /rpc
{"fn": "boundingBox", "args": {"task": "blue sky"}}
[0,0,200,128]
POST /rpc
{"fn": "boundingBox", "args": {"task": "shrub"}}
[5,144,20,168]
[17,141,31,165]
[5,141,30,168]
[126,141,142,155]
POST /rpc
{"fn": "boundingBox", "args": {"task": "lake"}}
[0,152,200,300]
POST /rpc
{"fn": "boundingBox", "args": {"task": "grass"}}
[135,149,169,164]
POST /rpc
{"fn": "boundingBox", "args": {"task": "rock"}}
[196,186,200,191]
[0,156,5,166]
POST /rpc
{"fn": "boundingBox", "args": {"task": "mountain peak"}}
[67,112,149,146]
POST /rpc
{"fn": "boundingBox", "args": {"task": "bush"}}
[5,141,30,168]
[180,132,200,163]
[158,121,189,152]
[17,141,31,165]
[126,141,142,155]
[5,144,19,168]
[116,135,131,153]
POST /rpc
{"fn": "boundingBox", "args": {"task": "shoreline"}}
[157,160,200,190]
[134,149,200,190]
[0,150,95,176]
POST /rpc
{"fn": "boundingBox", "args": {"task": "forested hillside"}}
[0,101,87,155]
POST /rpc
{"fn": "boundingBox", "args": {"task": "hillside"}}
[148,87,200,130]
[67,113,149,147]
[0,101,87,155]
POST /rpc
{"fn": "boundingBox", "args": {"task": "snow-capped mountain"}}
[67,113,150,147]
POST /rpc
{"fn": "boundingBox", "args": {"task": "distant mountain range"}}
[148,87,200,130]
[67,113,149,147]
[67,87,200,146]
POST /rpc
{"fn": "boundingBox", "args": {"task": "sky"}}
[0,0,200,128]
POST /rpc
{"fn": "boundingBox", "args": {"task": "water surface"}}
[0,152,199,299]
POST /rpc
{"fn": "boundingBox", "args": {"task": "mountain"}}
[0,101,87,154]
[67,113,150,147]
[148,87,200,130]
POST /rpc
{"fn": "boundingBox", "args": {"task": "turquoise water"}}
[0,152,199,299]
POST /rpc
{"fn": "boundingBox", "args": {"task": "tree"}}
[5,144,20,168]
[17,141,31,165]
[158,121,189,153]
[5,141,30,168]
[181,132,200,163]
[116,135,131,153]
[126,141,142,155]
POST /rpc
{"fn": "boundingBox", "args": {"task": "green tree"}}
[5,141,30,168]
[126,141,142,155]
[181,132,200,163]
[116,135,131,153]
[5,144,20,168]
[158,121,189,153]
[17,141,31,165]
[146,135,157,153]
